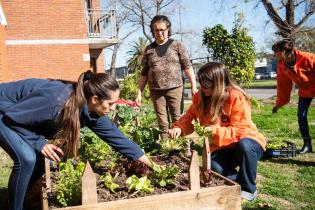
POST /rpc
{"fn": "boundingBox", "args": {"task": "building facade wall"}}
[0,0,8,82]
[7,44,90,81]
[2,0,105,82]
[0,24,8,82]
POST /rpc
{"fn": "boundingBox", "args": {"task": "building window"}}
[0,4,7,26]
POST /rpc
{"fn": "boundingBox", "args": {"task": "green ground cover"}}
[0,99,314,209]
[243,103,315,210]
[247,79,277,88]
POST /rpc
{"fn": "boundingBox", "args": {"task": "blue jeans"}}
[0,115,44,210]
[297,97,313,141]
[211,138,264,194]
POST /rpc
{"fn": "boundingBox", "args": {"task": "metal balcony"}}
[86,9,119,49]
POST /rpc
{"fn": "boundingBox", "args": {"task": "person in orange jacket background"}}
[168,62,266,201]
[272,40,314,154]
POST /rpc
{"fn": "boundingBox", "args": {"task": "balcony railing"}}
[86,9,117,39]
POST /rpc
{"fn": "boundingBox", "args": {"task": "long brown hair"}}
[272,40,294,56]
[197,62,248,122]
[57,70,119,157]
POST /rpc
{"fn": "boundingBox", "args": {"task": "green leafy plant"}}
[151,162,180,187]
[132,127,159,152]
[250,97,264,110]
[54,160,85,207]
[99,172,120,193]
[266,141,288,149]
[116,106,138,125]
[160,137,188,155]
[79,128,118,168]
[126,175,154,193]
[138,105,157,128]
[193,120,212,138]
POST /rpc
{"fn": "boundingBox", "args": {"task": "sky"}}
[103,0,277,69]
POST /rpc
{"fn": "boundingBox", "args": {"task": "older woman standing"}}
[272,40,315,154]
[135,15,197,133]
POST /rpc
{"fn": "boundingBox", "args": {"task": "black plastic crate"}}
[263,141,297,158]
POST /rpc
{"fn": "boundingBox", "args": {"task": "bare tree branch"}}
[261,0,288,29]
[295,9,315,29]
[295,0,307,7]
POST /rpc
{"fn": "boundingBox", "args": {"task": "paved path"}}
[244,89,276,100]
[184,88,277,101]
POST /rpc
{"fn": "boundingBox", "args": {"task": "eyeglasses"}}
[154,28,168,33]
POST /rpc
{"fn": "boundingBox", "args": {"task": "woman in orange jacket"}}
[168,62,266,201]
[272,40,314,154]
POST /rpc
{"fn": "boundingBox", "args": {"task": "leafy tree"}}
[127,37,148,72]
[202,13,256,86]
[120,37,150,103]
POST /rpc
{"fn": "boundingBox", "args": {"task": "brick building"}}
[0,1,8,81]
[1,0,118,82]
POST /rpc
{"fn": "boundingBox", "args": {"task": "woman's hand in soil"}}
[138,154,152,167]
[167,127,182,139]
[41,144,64,162]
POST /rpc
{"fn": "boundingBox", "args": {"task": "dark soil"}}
[47,152,228,208]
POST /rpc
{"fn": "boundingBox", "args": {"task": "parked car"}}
[269,71,277,79]
[255,73,262,80]
[255,73,269,80]
[255,72,276,80]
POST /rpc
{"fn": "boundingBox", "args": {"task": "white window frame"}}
[0,4,7,26]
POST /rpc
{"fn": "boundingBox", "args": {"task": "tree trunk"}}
[285,0,295,40]
[110,25,121,78]
[110,43,120,78]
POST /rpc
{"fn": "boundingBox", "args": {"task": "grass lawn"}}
[247,79,277,89]
[243,101,315,209]
[0,98,314,209]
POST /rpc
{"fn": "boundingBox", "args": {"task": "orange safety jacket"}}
[174,88,266,153]
[276,50,315,108]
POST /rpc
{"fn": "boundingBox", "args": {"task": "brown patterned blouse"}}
[141,39,192,90]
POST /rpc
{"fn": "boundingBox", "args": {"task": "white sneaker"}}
[241,190,257,201]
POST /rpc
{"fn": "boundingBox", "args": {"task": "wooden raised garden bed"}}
[40,144,241,210]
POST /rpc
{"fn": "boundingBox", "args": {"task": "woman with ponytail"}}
[0,70,151,210]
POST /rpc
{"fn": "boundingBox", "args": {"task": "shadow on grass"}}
[242,206,276,210]
[242,207,277,210]
[261,157,315,167]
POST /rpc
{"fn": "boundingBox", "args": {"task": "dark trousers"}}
[0,115,45,210]
[211,138,264,194]
[297,97,313,141]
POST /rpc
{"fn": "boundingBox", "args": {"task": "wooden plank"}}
[40,177,49,210]
[202,137,211,171]
[81,161,97,205]
[52,185,241,210]
[211,170,239,186]
[189,150,200,191]
[45,158,51,192]
[41,158,51,210]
